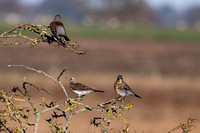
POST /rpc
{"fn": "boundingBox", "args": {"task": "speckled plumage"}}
[114,75,141,98]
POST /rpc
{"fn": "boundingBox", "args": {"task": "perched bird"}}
[49,15,70,46]
[67,77,104,98]
[114,75,141,99]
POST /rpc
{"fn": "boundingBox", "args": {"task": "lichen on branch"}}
[0,65,136,133]
[0,22,86,55]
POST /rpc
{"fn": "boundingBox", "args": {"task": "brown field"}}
[0,38,200,133]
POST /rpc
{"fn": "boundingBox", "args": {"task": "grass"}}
[68,25,200,42]
[1,22,200,42]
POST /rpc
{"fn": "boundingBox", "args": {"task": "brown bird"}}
[67,77,104,98]
[114,75,141,99]
[49,15,70,46]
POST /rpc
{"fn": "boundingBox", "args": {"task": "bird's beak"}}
[65,77,69,80]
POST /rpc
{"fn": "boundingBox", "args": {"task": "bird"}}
[114,75,141,99]
[49,15,70,46]
[66,77,104,98]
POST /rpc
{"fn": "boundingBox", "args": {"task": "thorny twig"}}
[8,64,69,99]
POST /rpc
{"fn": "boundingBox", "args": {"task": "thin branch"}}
[57,68,67,81]
[64,45,87,55]
[21,82,38,113]
[1,92,26,133]
[52,37,87,55]
[33,113,40,133]
[0,22,86,55]
[14,115,26,133]
[23,82,51,95]
[62,111,73,132]
[0,122,12,133]
[168,117,195,133]
[73,98,118,115]
[6,65,135,133]
[40,102,66,114]
[0,23,41,37]
[8,64,69,99]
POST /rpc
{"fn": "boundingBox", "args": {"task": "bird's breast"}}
[114,83,126,96]
[115,82,124,91]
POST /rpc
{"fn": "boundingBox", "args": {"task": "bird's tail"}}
[63,35,70,41]
[94,89,104,93]
[134,93,141,99]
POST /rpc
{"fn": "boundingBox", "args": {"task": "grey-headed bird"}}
[67,77,104,98]
[49,15,70,46]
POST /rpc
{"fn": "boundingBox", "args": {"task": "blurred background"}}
[0,0,200,132]
[1,0,200,30]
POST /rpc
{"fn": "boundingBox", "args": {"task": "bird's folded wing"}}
[123,83,132,91]
[71,83,92,91]
[56,26,66,35]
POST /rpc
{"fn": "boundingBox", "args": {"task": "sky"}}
[19,0,45,5]
[144,0,200,11]
[19,0,200,11]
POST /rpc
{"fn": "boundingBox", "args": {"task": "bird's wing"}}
[123,82,133,92]
[55,22,66,35]
[50,21,66,36]
[56,26,66,36]
[71,83,92,91]
[50,22,57,36]
[123,82,141,98]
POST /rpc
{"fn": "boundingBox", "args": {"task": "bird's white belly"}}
[73,90,92,95]
[117,91,126,97]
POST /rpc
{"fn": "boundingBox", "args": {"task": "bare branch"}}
[40,102,66,114]
[4,65,138,132]
[0,23,41,37]
[8,64,69,99]
[33,113,40,133]
[57,68,67,81]
[1,90,27,133]
[62,111,73,132]
[23,82,51,95]
[169,117,196,133]
[0,22,86,54]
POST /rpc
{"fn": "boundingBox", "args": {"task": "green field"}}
[68,25,200,42]
[1,22,200,42]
